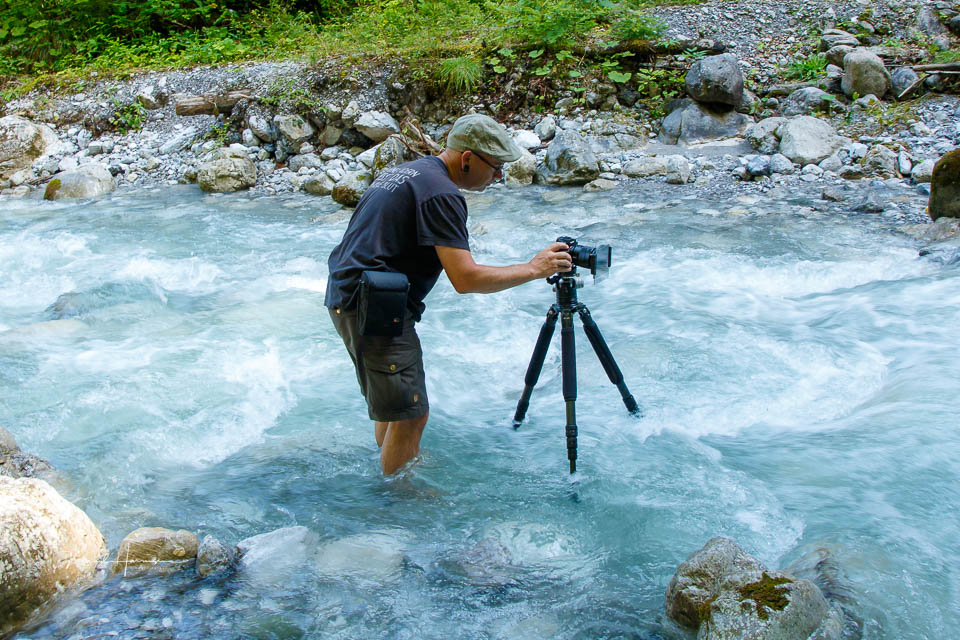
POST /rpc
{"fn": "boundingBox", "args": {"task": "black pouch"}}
[358,270,410,337]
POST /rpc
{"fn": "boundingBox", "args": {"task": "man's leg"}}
[380,411,428,475]
[375,421,388,447]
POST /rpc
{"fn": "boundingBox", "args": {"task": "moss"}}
[42,178,61,201]
[738,572,793,621]
[697,595,718,624]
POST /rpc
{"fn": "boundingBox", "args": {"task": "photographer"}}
[324,114,572,475]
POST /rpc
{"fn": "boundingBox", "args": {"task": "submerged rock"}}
[196,535,235,578]
[112,527,199,577]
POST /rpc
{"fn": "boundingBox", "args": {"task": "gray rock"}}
[822,184,855,201]
[196,535,234,578]
[57,157,79,173]
[372,136,411,177]
[273,114,314,147]
[583,177,617,192]
[842,49,891,98]
[781,87,836,117]
[353,111,400,143]
[890,67,920,98]
[0,116,61,181]
[855,191,886,212]
[321,125,343,147]
[684,53,744,108]
[0,450,57,480]
[912,158,937,183]
[534,116,557,142]
[287,153,325,172]
[0,426,17,454]
[819,154,843,172]
[504,147,536,187]
[44,164,116,200]
[924,74,947,91]
[853,94,882,109]
[535,130,600,185]
[862,145,898,176]
[584,133,646,154]
[159,127,199,155]
[746,117,787,154]
[341,100,361,125]
[197,149,257,193]
[665,155,691,184]
[778,116,847,165]
[356,146,377,168]
[304,173,336,195]
[825,45,855,68]
[512,130,541,150]
[623,156,669,177]
[929,150,960,220]
[898,151,913,176]
[247,115,275,143]
[951,15,960,36]
[746,155,771,177]
[770,153,796,174]
[838,165,865,180]
[332,170,372,206]
[820,29,860,50]
[241,129,260,147]
[847,143,869,161]
[135,86,165,110]
[660,102,753,145]
[918,7,948,37]
[113,527,199,577]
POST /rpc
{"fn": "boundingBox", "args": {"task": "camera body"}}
[556,236,611,279]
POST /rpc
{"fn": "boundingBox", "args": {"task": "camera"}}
[556,236,611,279]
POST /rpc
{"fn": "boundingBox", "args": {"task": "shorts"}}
[328,306,429,422]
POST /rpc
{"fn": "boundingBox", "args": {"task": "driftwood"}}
[399,107,442,156]
[911,62,960,72]
[581,38,726,58]
[173,91,256,116]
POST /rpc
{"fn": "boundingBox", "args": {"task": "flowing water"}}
[1,182,957,639]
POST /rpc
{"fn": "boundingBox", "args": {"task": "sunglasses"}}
[473,152,504,174]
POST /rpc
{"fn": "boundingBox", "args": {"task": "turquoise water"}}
[1,184,957,638]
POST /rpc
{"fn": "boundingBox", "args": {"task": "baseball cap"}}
[446,114,523,164]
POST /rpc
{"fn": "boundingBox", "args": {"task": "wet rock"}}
[778,116,847,166]
[912,159,937,183]
[820,29,860,49]
[303,173,335,195]
[890,67,920,99]
[112,527,199,577]
[623,156,669,177]
[583,178,617,192]
[198,147,257,193]
[535,130,600,186]
[929,150,960,220]
[0,477,107,637]
[196,535,235,578]
[842,49,891,98]
[534,116,557,142]
[315,529,408,581]
[862,145,898,176]
[331,170,372,206]
[505,147,536,187]
[822,184,855,201]
[353,111,400,143]
[665,155,691,184]
[0,449,57,481]
[0,426,16,454]
[660,102,753,145]
[746,117,787,154]
[781,87,836,117]
[855,191,886,212]
[685,53,744,108]
[44,164,116,200]
[0,116,61,181]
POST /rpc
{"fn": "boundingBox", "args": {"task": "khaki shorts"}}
[328,307,429,422]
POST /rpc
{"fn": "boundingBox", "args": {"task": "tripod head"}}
[554,236,611,282]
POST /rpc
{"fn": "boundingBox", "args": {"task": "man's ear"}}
[461,150,471,173]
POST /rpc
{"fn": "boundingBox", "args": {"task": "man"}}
[325,114,572,475]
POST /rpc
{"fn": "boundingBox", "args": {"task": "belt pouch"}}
[358,270,410,337]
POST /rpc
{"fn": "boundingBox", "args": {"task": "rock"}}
[512,130,541,150]
[196,535,235,578]
[820,29,860,50]
[321,124,344,147]
[898,151,913,176]
[0,477,106,637]
[746,155,771,177]
[822,184,855,201]
[912,158,937,183]
[197,148,257,193]
[135,86,165,110]
[841,50,891,99]
[58,157,79,173]
[304,173,336,195]
[44,164,116,200]
[951,15,960,36]
[665,155,692,184]
[778,116,847,166]
[824,45,855,68]
[853,94,882,109]
[660,102,753,145]
[341,100,361,125]
[925,73,947,92]
[781,87,836,117]
[684,53,744,108]
[273,114,314,147]
[0,447,57,480]
[247,115,275,142]
[929,150,960,220]
[355,146,377,168]
[535,130,600,186]
[746,117,787,154]
[623,156,670,177]
[838,165,865,180]
[287,153,325,172]
[819,154,843,173]
[331,170,372,206]
[918,217,960,242]
[862,145,898,176]
[847,142,869,161]
[112,527,199,577]
[159,126,198,155]
[0,116,61,181]
[855,191,886,213]
[890,67,920,98]
[353,111,400,143]
[504,147,536,187]
[584,133,646,154]
[372,136,412,177]
[0,427,16,454]
[918,7,948,37]
[583,178,617,192]
[237,526,318,588]
[534,116,557,142]
[770,153,796,174]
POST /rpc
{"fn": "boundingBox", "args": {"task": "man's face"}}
[464,150,504,190]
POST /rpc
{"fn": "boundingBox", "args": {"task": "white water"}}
[1,183,957,639]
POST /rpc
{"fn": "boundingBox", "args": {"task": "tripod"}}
[513,266,641,473]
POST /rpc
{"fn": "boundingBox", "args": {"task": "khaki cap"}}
[446,114,523,164]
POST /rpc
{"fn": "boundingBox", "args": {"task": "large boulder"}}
[929,150,960,221]
[112,527,199,577]
[781,87,835,117]
[332,170,372,206]
[0,116,61,181]
[1,477,107,637]
[353,111,400,143]
[44,164,116,200]
[684,53,744,108]
[746,117,787,154]
[372,136,413,177]
[841,50,891,99]
[778,116,847,165]
[535,130,600,185]
[623,156,670,177]
[198,147,257,193]
[660,102,753,145]
[504,147,536,187]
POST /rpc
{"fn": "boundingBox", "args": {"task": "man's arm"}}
[435,242,573,294]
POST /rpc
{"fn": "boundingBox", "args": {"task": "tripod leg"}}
[561,310,578,474]
[577,305,641,416]
[513,306,559,428]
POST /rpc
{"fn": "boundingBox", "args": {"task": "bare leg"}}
[380,411,428,475]
[375,421,388,447]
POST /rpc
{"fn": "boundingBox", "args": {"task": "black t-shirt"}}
[324,156,469,320]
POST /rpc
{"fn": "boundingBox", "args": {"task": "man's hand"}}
[528,242,572,278]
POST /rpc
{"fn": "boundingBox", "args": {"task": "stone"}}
[929,150,960,220]
[353,111,400,143]
[781,87,836,117]
[822,184,855,201]
[665,155,691,184]
[746,155,771,177]
[584,133,646,154]
[273,114,314,147]
[341,100,361,125]
[862,145,898,176]
[113,527,199,577]
[911,122,934,137]
[855,191,886,213]
[304,173,336,195]
[912,158,937,183]
[196,535,234,578]
[746,117,787,154]
[247,115,275,142]
[770,153,796,174]
[512,130,541,150]
[820,29,860,50]
[838,165,865,180]
[819,155,843,173]
[778,116,847,166]
[898,151,913,176]
[535,130,600,186]
[321,125,344,147]
[159,127,199,155]
[847,143,869,161]
[287,153,325,172]
[356,146,377,168]
[824,45,855,68]
[951,15,960,36]
[44,164,116,200]
[197,149,257,193]
[583,178,617,192]
[135,86,164,110]
[0,116,61,181]
[684,53,744,108]
[372,136,411,177]
[918,7,948,37]
[841,49,891,98]
[890,67,920,99]
[0,477,106,637]
[0,447,57,480]
[660,102,753,146]
[534,117,557,142]
[0,427,16,454]
[504,147,536,187]
[331,170,372,206]
[853,94,882,109]
[623,156,670,177]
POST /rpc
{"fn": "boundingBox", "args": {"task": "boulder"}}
[287,153,325,172]
[918,7,948,37]
[951,15,960,36]
[196,535,235,578]
[198,147,257,193]
[135,86,165,110]
[770,153,796,174]
[820,29,860,50]
[1,477,106,637]
[824,45,855,68]
[746,117,787,154]
[372,136,412,177]
[665,155,692,184]
[841,50,891,99]
[332,170,372,206]
[273,114,314,147]
[583,178,617,192]
[341,100,361,125]
[623,156,669,177]
[862,145,898,176]
[534,116,557,141]
[912,158,937,183]
[321,125,344,147]
[247,114,275,143]
[781,87,836,117]
[890,67,920,99]
[353,111,400,143]
[778,116,847,165]
[112,527,199,577]
[929,150,960,220]
[684,53,744,108]
[512,130,541,150]
[746,155,772,177]
[660,102,753,145]
[0,116,61,181]
[304,173,336,196]
[535,130,600,185]
[44,164,116,200]
[504,147,536,187]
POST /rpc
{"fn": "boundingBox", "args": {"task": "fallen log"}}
[911,62,960,72]
[173,91,256,116]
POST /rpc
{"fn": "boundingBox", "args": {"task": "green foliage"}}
[612,9,666,41]
[205,121,231,147]
[260,77,319,112]
[633,66,685,117]
[784,53,827,81]
[499,0,608,48]
[436,56,483,93]
[932,48,960,64]
[110,101,146,133]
